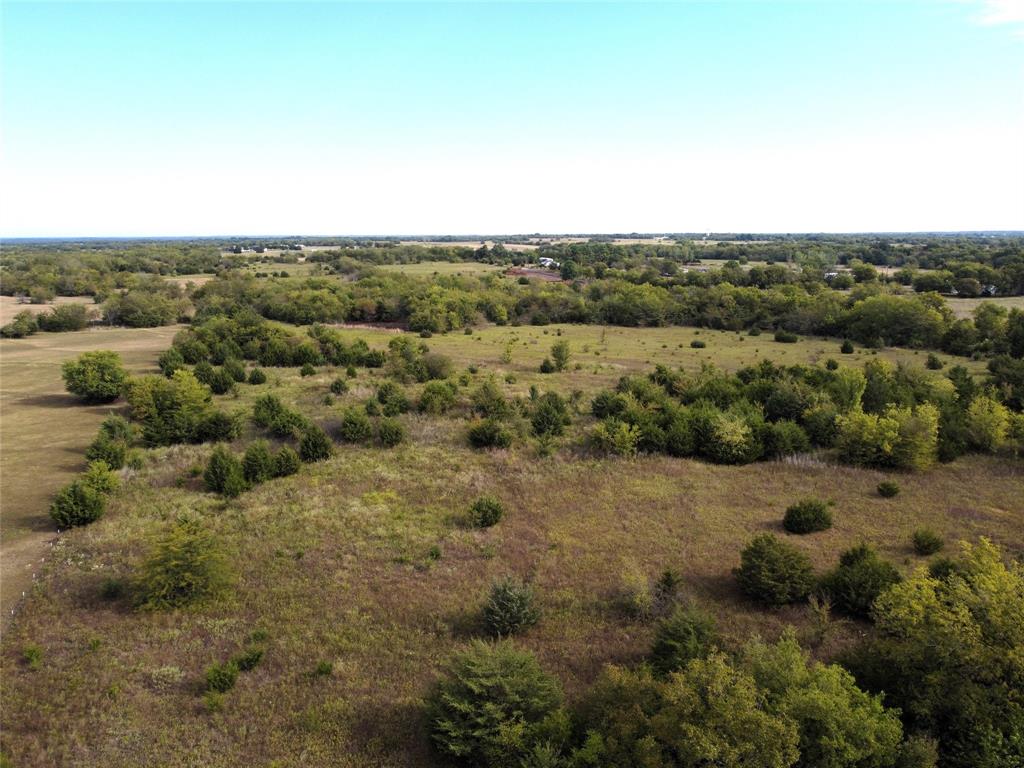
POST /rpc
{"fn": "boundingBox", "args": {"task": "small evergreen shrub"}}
[419,380,458,414]
[299,426,333,462]
[337,408,372,442]
[247,367,267,385]
[877,480,900,498]
[50,479,105,528]
[242,440,275,484]
[821,544,901,618]
[650,605,718,676]
[468,419,513,449]
[223,358,246,383]
[783,498,833,534]
[330,377,348,395]
[377,417,405,447]
[232,647,264,672]
[825,358,839,371]
[925,353,944,370]
[539,357,556,374]
[840,339,855,354]
[205,660,239,693]
[774,330,799,343]
[204,445,246,497]
[300,363,316,377]
[690,340,706,349]
[482,578,540,636]
[135,516,231,610]
[469,496,504,528]
[273,446,301,477]
[912,528,944,556]
[734,534,815,606]
[313,660,333,677]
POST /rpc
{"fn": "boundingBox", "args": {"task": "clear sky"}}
[1,1,1022,236]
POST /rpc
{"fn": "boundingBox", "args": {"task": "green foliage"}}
[1,310,39,338]
[532,392,570,437]
[877,480,900,498]
[247,367,267,385]
[222,358,246,383]
[836,405,938,471]
[37,303,90,332]
[376,380,410,415]
[539,357,556,374]
[125,370,215,446]
[590,418,641,457]
[242,440,275,484]
[690,339,707,349]
[419,380,458,414]
[205,660,239,693]
[158,347,186,377]
[783,499,833,534]
[22,644,43,671]
[428,641,563,768]
[204,445,246,497]
[775,330,799,343]
[300,362,316,377]
[468,418,513,449]
[965,395,1009,452]
[61,350,128,403]
[135,516,231,610]
[330,376,348,395]
[650,605,718,676]
[273,445,301,477]
[764,420,810,458]
[821,544,901,618]
[550,340,570,371]
[337,408,373,442]
[469,496,504,528]
[377,417,406,447]
[735,534,815,606]
[911,529,944,556]
[299,425,333,462]
[841,340,855,354]
[482,578,540,637]
[50,479,106,528]
[471,378,510,419]
[233,647,264,672]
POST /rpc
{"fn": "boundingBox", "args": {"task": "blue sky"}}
[1,1,1022,236]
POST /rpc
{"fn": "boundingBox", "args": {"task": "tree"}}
[551,340,570,372]
[203,445,246,497]
[650,605,718,676]
[482,578,540,637]
[299,425,333,462]
[821,544,901,619]
[61,350,128,403]
[125,370,213,446]
[964,395,1009,452]
[242,440,275,484]
[428,641,563,767]
[532,392,571,437]
[134,515,232,610]
[735,534,815,606]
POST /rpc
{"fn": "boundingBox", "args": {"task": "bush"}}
[774,330,799,343]
[300,362,316,377]
[427,641,562,767]
[50,479,106,528]
[650,605,718,676]
[337,408,372,443]
[538,357,556,374]
[763,420,810,457]
[376,380,410,415]
[377,417,405,447]
[912,528,944,556]
[531,392,570,437]
[205,661,239,693]
[233,647,264,672]
[61,351,128,403]
[1,310,39,338]
[86,433,128,469]
[690,339,706,349]
[925,353,944,370]
[299,425,333,462]
[194,409,241,443]
[204,445,246,497]
[37,303,90,332]
[877,480,900,498]
[468,419,513,449]
[223,358,247,383]
[247,367,267,385]
[158,347,186,377]
[207,367,236,395]
[422,351,454,380]
[735,534,815,606]
[273,445,301,477]
[135,516,231,610]
[242,440,275,484]
[469,496,504,528]
[419,380,458,414]
[330,377,348,395]
[551,340,570,371]
[821,544,901,618]
[482,578,540,636]
[590,418,641,457]
[841,339,855,354]
[783,498,833,534]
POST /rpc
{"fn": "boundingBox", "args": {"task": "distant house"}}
[538,257,560,269]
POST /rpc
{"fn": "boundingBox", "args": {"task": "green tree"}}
[551,340,570,372]
[735,534,815,606]
[134,515,232,610]
[61,350,128,403]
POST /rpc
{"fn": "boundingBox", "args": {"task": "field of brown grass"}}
[0,295,96,325]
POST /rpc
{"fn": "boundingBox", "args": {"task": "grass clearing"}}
[376,261,505,277]
[945,295,1024,319]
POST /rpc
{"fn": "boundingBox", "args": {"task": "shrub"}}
[37,303,90,332]
[482,577,540,636]
[763,420,810,458]
[223,358,247,383]
[550,340,570,371]
[377,417,405,447]
[194,410,241,443]
[469,496,504,528]
[825,357,839,370]
[233,647,264,672]
[735,534,815,606]
[531,392,570,437]
[299,425,333,462]
[427,641,562,767]
[376,380,410,415]
[135,516,231,610]
[422,351,454,380]
[330,377,348,395]
[471,379,510,418]
[965,395,1009,452]
[204,445,246,497]
[419,380,458,414]
[650,605,718,676]
[158,347,186,377]
[86,434,128,469]
[538,357,556,374]
[207,367,236,395]
[841,339,855,354]
[925,353,944,370]
[590,418,641,457]
[1,310,39,338]
[877,480,900,498]
[705,409,762,465]
[273,445,301,477]
[912,528,944,556]
[299,362,316,377]
[61,351,128,403]
[205,660,239,693]
[774,330,799,343]
[242,440,275,484]
[247,367,267,385]
[468,419,513,449]
[690,339,706,349]
[337,408,372,443]
[783,498,833,534]
[821,544,901,618]
[50,479,106,528]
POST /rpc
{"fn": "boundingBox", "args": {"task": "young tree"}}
[61,350,128,403]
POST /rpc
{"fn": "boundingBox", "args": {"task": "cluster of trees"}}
[0,304,94,338]
[587,357,1023,468]
[426,539,1021,768]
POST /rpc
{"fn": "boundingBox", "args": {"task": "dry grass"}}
[945,295,1024,320]
[0,295,96,325]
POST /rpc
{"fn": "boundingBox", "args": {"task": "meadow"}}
[1,320,1019,767]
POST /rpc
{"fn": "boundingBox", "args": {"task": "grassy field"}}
[0,323,1018,767]
[945,295,1024,319]
[376,261,505,277]
[0,295,97,325]
[0,326,182,618]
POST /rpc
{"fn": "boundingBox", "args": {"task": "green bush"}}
[912,528,944,556]
[204,445,246,497]
[376,380,410,415]
[650,605,718,676]
[783,498,833,534]
[242,440,275,484]
[85,433,128,469]
[821,544,901,618]
[377,417,405,447]
[135,516,231,610]
[38,303,90,332]
[61,350,128,403]
[735,534,815,606]
[690,339,706,349]
[337,408,372,442]
[158,347,186,377]
[273,445,301,477]
[300,362,316,377]
[925,353,944,370]
[538,357,556,374]
[419,380,458,414]
[763,420,810,458]
[482,577,540,636]
[247,367,267,385]
[232,647,264,672]
[50,479,106,528]
[222,358,246,383]
[468,418,513,449]
[841,339,855,354]
[469,496,504,528]
[877,480,900,498]
[1,310,39,338]
[205,660,239,693]
[427,641,562,767]
[774,330,799,343]
[299,425,333,462]
[590,418,641,457]
[531,392,570,437]
[330,377,348,395]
